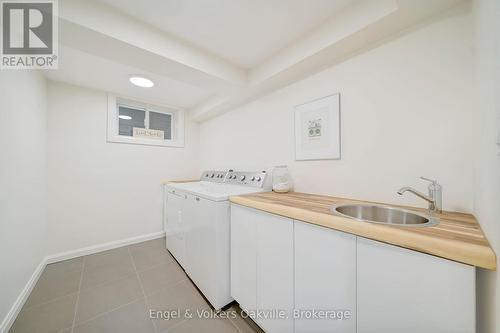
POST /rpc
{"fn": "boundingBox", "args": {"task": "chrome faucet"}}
[397,177,442,213]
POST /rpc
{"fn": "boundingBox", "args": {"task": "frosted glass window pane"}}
[150,111,172,140]
[119,106,145,137]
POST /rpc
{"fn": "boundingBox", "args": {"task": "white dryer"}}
[164,170,271,310]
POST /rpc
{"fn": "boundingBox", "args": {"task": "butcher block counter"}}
[230,191,496,270]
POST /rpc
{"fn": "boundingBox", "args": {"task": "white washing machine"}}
[164,170,271,310]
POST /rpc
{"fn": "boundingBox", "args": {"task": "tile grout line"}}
[226,304,260,333]
[77,271,139,295]
[127,246,159,333]
[21,290,80,312]
[139,278,193,333]
[70,256,86,333]
[227,315,245,333]
[22,261,87,312]
[162,316,190,332]
[71,296,145,328]
[135,257,177,274]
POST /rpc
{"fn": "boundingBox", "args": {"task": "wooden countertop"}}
[230,192,496,270]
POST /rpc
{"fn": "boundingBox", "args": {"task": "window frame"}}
[107,94,185,147]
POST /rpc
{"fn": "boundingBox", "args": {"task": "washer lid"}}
[166,181,265,201]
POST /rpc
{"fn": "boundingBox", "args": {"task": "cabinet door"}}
[165,190,186,269]
[294,221,356,333]
[256,211,294,333]
[357,237,475,333]
[230,204,257,316]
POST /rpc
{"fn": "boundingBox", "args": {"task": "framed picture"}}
[294,93,341,161]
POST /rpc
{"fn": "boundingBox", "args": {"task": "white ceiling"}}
[97,0,357,68]
[45,46,210,109]
[50,0,462,120]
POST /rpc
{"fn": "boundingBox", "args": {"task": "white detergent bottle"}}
[272,165,293,193]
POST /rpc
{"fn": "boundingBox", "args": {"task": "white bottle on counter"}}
[272,165,293,193]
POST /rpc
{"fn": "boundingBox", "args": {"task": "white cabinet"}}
[357,237,476,333]
[294,221,356,333]
[230,203,257,315]
[230,204,477,333]
[256,210,294,333]
[165,188,187,269]
[231,205,294,332]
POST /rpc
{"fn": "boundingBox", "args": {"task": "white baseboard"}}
[0,259,47,333]
[45,231,165,264]
[0,231,165,333]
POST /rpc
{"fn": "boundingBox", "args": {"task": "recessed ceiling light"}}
[129,75,154,88]
[118,115,132,120]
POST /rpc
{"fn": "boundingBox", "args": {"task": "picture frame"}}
[294,93,341,161]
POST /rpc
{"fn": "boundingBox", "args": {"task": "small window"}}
[118,106,146,137]
[149,111,172,140]
[107,95,184,147]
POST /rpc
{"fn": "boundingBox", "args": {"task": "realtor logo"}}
[1,0,58,69]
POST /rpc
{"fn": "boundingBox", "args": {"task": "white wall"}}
[200,3,476,212]
[473,0,500,332]
[46,81,200,253]
[0,71,48,325]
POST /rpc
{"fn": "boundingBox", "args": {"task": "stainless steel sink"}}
[331,204,438,227]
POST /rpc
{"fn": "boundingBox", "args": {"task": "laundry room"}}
[0,1,499,333]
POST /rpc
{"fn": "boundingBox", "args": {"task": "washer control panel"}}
[225,171,268,188]
[200,170,228,183]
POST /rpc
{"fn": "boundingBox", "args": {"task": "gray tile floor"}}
[10,238,263,333]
